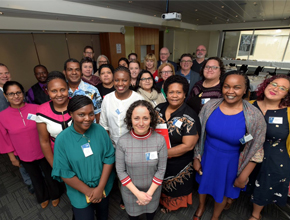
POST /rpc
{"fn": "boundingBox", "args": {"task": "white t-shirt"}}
[99,91,144,147]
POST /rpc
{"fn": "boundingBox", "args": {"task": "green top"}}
[161,87,167,99]
[52,123,115,208]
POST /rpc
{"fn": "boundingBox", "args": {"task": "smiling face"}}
[5,85,24,108]
[264,78,290,102]
[139,73,153,92]
[114,70,131,95]
[99,67,113,85]
[34,66,48,84]
[47,78,69,106]
[64,62,81,85]
[203,59,221,81]
[0,66,11,88]
[180,56,193,71]
[132,106,151,135]
[129,63,140,80]
[167,83,186,108]
[222,74,247,105]
[160,65,173,81]
[81,62,93,77]
[145,59,154,70]
[71,104,95,134]
[196,45,206,59]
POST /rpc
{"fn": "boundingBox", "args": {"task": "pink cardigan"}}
[0,103,44,162]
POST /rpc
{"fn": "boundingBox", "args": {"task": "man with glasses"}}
[83,46,97,74]
[176,54,202,97]
[26,65,50,104]
[157,47,178,72]
[191,45,207,74]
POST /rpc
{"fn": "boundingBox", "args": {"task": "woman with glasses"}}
[135,70,166,107]
[247,75,290,220]
[94,55,110,76]
[0,81,62,209]
[187,57,225,114]
[176,53,202,97]
[156,63,175,98]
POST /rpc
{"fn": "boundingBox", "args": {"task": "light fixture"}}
[221,5,224,8]
[197,19,199,21]
[91,19,94,22]
[0,12,3,15]
[195,9,198,12]
[154,15,156,17]
[235,15,238,17]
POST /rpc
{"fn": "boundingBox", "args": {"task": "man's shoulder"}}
[80,81,100,94]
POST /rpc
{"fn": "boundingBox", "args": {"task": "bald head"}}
[160,47,170,62]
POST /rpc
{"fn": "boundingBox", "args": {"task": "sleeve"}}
[51,136,76,182]
[92,87,102,115]
[99,97,109,130]
[26,88,34,104]
[193,105,206,160]
[115,138,132,186]
[102,128,115,165]
[152,137,167,185]
[35,105,44,123]
[0,119,15,154]
[181,108,200,136]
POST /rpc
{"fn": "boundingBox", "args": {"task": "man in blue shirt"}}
[63,58,102,123]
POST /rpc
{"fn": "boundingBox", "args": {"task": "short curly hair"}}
[163,75,189,97]
[256,74,290,108]
[124,100,158,131]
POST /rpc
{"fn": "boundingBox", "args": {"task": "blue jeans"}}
[72,195,110,220]
[15,156,32,186]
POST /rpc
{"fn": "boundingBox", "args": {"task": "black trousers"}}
[128,212,156,220]
[20,157,62,203]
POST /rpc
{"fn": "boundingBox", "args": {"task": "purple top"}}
[0,103,44,162]
[82,75,102,87]
[27,82,47,103]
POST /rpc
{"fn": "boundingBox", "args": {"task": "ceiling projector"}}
[161,12,181,21]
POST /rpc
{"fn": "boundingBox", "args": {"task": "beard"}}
[196,54,205,59]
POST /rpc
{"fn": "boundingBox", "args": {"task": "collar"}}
[38,82,47,87]
[158,102,187,121]
[130,128,152,140]
[69,123,93,143]
[68,80,83,93]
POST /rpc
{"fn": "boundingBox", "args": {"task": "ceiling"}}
[68,0,290,26]
[0,0,289,32]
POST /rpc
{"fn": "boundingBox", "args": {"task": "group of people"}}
[0,44,289,220]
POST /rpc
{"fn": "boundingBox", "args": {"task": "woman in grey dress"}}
[116,100,168,220]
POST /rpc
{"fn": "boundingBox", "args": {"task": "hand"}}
[136,191,152,206]
[89,187,103,203]
[234,176,248,189]
[11,158,20,167]
[193,158,202,174]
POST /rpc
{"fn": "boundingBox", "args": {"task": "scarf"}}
[137,88,166,107]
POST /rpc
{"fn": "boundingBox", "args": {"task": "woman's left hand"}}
[89,187,103,203]
[234,176,249,188]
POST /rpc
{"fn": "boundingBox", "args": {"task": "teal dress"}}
[52,123,116,209]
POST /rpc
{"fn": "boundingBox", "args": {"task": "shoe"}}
[41,200,49,209]
[248,214,262,220]
[27,185,34,194]
[52,198,60,207]
[193,207,205,220]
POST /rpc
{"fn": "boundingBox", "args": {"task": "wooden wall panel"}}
[134,27,159,66]
[66,34,94,61]
[91,35,101,58]
[99,33,111,63]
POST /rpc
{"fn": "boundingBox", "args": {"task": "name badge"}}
[145,151,158,160]
[81,143,93,157]
[154,76,159,82]
[115,109,121,115]
[201,98,210,104]
[27,113,36,121]
[239,134,253,144]
[269,117,283,124]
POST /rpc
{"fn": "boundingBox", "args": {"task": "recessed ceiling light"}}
[154,15,156,17]
[221,5,224,8]
[235,15,238,17]
[0,12,3,15]
[195,9,198,12]
[284,17,287,20]
[91,19,94,22]
[253,2,257,5]
[243,20,246,22]
[197,19,199,21]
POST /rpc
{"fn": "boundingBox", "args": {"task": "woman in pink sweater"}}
[0,81,62,209]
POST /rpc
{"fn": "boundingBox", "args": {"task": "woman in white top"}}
[100,66,144,147]
[135,70,166,107]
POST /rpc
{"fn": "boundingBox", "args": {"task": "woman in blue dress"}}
[193,71,267,220]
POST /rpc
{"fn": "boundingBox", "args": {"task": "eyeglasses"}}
[99,61,108,64]
[180,60,192,64]
[85,52,93,55]
[6,91,23,98]
[160,53,169,56]
[161,71,173,75]
[140,77,153,82]
[204,66,220,70]
[196,49,206,52]
[269,82,289,92]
